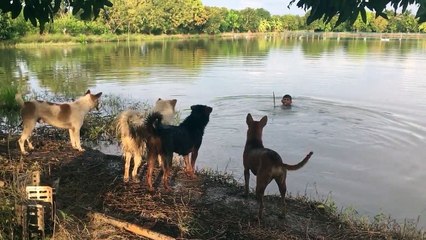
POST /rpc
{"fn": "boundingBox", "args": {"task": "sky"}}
[201,0,307,16]
[201,0,420,17]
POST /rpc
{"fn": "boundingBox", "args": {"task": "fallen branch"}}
[90,212,175,240]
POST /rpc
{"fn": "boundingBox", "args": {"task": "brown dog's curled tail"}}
[15,94,25,107]
[283,151,313,171]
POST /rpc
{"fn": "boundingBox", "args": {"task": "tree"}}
[288,0,426,26]
[0,0,112,33]
[204,7,228,34]
[105,0,146,34]
[225,10,240,32]
[239,8,265,32]
[2,0,426,34]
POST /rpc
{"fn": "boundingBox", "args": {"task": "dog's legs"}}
[183,154,191,175]
[26,139,34,150]
[146,149,156,192]
[256,174,271,220]
[68,129,76,148]
[162,153,173,191]
[131,153,142,183]
[183,149,198,179]
[244,168,250,196]
[123,152,131,182]
[72,127,85,151]
[18,119,37,155]
[190,149,199,177]
[157,155,163,167]
[275,175,287,204]
[275,175,288,215]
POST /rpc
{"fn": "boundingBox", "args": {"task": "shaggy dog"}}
[144,104,213,191]
[116,98,177,182]
[15,90,102,155]
[243,113,313,219]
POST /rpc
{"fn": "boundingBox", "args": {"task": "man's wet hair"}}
[283,94,292,100]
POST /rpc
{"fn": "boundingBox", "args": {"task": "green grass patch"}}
[0,85,19,113]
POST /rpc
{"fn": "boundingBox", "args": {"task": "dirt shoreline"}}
[1,135,424,239]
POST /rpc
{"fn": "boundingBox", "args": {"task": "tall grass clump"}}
[0,86,19,113]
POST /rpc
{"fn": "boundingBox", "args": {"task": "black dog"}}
[145,104,213,191]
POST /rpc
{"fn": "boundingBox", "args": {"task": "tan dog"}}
[116,98,177,183]
[15,90,102,155]
[243,113,313,219]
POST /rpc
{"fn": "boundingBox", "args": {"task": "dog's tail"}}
[15,94,25,108]
[283,151,313,171]
[116,110,145,139]
[145,111,163,136]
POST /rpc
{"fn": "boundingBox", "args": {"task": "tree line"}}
[0,0,425,40]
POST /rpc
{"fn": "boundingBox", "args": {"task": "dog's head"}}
[85,89,103,110]
[190,105,213,117]
[246,113,267,140]
[154,98,177,125]
[184,105,213,127]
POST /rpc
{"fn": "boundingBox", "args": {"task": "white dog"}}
[15,90,102,155]
[116,98,177,182]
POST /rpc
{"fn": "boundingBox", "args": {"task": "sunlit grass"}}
[0,86,19,113]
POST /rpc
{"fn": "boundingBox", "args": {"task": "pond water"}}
[1,36,426,227]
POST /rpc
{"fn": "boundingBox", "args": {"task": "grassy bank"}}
[1,31,426,47]
[0,94,425,239]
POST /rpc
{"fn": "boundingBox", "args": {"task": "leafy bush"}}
[0,13,15,40]
[0,13,35,40]
[52,14,109,36]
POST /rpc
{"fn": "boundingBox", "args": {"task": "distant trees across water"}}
[0,0,425,40]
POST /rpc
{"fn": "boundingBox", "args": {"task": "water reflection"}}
[1,37,426,96]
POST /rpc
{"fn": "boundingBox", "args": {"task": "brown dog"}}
[243,113,313,219]
[15,90,102,155]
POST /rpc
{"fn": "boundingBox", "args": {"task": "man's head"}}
[281,94,292,107]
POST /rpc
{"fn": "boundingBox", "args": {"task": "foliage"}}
[51,14,109,35]
[0,0,113,33]
[2,1,426,39]
[288,0,426,26]
[0,13,14,40]
[0,13,34,40]
[2,0,426,34]
[203,7,228,34]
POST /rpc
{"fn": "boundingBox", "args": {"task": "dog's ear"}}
[95,92,103,98]
[246,113,253,125]
[170,99,177,108]
[260,116,268,127]
[85,89,91,95]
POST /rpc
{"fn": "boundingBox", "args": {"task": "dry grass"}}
[1,130,425,239]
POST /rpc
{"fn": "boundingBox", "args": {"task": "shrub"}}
[51,14,109,36]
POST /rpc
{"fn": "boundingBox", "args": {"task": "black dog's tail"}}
[145,111,163,136]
